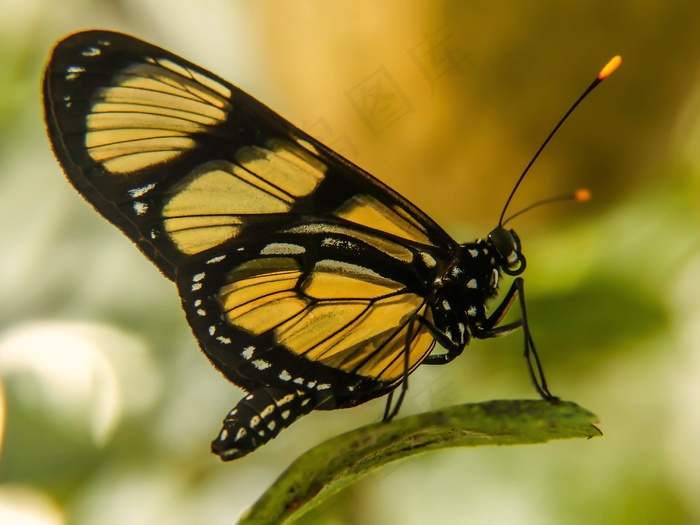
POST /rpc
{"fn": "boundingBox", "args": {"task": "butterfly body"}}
[44,30,540,461]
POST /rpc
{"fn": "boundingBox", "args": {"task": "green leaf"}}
[239,399,600,525]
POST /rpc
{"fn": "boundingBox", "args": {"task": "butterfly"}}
[43,29,618,461]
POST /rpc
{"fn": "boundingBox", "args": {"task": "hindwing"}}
[181,223,439,402]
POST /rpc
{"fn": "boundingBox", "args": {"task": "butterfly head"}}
[488,226,526,276]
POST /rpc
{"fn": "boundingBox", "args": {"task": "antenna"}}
[501,188,591,227]
[497,55,621,227]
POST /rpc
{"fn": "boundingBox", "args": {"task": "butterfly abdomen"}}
[212,387,317,461]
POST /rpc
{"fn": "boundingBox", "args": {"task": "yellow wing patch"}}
[335,194,431,245]
[353,303,435,382]
[301,260,404,300]
[219,257,308,335]
[235,139,326,198]
[217,257,435,383]
[280,294,432,384]
[85,61,232,174]
[162,140,328,255]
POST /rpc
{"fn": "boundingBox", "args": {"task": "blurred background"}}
[1,1,699,524]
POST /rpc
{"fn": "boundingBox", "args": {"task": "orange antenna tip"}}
[598,56,622,80]
[574,188,592,202]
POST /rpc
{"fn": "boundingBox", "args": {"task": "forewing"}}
[43,30,457,283]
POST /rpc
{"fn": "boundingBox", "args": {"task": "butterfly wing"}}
[43,30,459,404]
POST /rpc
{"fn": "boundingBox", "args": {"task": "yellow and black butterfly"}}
[43,30,619,460]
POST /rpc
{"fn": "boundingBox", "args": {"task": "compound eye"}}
[488,227,526,275]
[488,227,516,259]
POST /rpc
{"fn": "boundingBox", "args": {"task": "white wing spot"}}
[293,377,304,384]
[216,336,231,344]
[65,65,85,81]
[316,259,384,281]
[467,279,477,289]
[207,255,227,264]
[128,183,156,198]
[468,248,479,257]
[321,237,341,248]
[420,252,437,268]
[442,300,451,311]
[317,383,330,391]
[194,299,202,307]
[196,308,206,316]
[133,202,148,215]
[193,272,206,282]
[191,283,202,292]
[208,326,216,336]
[260,243,306,255]
[252,359,270,370]
[242,346,255,360]
[279,370,292,381]
[82,46,101,57]
[468,306,478,317]
[320,237,358,251]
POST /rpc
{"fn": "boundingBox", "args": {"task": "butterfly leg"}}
[421,323,466,365]
[211,387,317,461]
[382,315,422,422]
[382,391,395,421]
[474,277,557,401]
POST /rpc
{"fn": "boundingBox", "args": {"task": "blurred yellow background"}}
[1,1,699,524]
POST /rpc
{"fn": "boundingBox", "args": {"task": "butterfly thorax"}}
[427,238,503,349]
